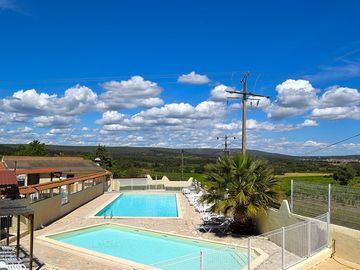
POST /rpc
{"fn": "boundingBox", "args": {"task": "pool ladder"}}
[103,211,113,219]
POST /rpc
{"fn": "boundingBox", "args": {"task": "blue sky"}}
[0,0,360,155]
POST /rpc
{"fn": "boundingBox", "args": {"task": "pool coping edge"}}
[88,192,183,219]
[37,222,268,270]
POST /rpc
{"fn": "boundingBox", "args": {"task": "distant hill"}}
[0,144,296,159]
[0,144,359,159]
[1,144,358,176]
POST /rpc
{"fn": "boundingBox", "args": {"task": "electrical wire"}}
[304,131,360,156]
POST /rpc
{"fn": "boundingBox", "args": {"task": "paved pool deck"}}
[19,192,307,270]
[310,257,360,270]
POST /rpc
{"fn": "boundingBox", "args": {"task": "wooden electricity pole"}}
[227,72,270,157]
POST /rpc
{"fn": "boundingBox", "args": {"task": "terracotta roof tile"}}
[0,170,18,186]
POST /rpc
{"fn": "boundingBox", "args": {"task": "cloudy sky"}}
[0,0,360,156]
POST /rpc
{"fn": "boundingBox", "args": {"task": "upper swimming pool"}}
[46,223,251,270]
[95,194,179,217]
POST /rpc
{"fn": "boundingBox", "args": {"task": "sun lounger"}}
[0,247,15,252]
[201,213,226,223]
[0,262,26,270]
[6,264,27,270]
[185,190,203,199]
[182,188,191,195]
[199,219,231,233]
[0,261,6,270]
[0,258,23,264]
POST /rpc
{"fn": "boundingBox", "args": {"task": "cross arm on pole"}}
[226,90,270,99]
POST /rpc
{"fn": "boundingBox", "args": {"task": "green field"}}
[156,171,360,200]
[275,175,360,199]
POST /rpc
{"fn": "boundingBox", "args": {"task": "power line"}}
[304,131,360,156]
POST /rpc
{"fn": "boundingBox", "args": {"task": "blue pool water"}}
[49,224,250,270]
[96,194,178,217]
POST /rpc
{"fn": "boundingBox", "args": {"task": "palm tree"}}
[201,154,278,225]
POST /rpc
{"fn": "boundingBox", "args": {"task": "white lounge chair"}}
[0,261,25,270]
[185,190,203,199]
[182,188,191,195]
[0,262,6,270]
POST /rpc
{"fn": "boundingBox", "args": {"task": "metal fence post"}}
[200,251,204,270]
[328,184,331,223]
[326,212,330,248]
[248,238,251,270]
[307,221,311,257]
[282,227,285,270]
[290,179,294,212]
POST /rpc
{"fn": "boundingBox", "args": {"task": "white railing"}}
[251,212,329,270]
[113,178,193,191]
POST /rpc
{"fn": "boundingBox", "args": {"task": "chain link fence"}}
[290,181,360,230]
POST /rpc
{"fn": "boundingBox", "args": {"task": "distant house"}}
[1,156,106,186]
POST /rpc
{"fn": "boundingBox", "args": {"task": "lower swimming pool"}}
[46,224,251,270]
[95,194,179,217]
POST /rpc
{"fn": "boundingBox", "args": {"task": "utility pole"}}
[217,135,236,157]
[227,72,270,157]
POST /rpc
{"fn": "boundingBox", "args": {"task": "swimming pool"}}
[95,194,179,217]
[46,224,252,270]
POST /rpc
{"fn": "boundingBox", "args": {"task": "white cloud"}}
[266,80,360,121]
[300,119,318,127]
[33,116,79,128]
[318,86,360,108]
[210,85,234,102]
[57,84,98,115]
[95,111,126,125]
[265,104,306,119]
[6,126,33,134]
[99,76,164,110]
[1,85,98,117]
[47,128,73,135]
[97,101,226,130]
[310,86,360,120]
[312,106,360,120]
[246,119,318,132]
[275,79,318,108]
[1,89,56,114]
[303,140,326,147]
[177,71,210,84]
[266,79,318,119]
